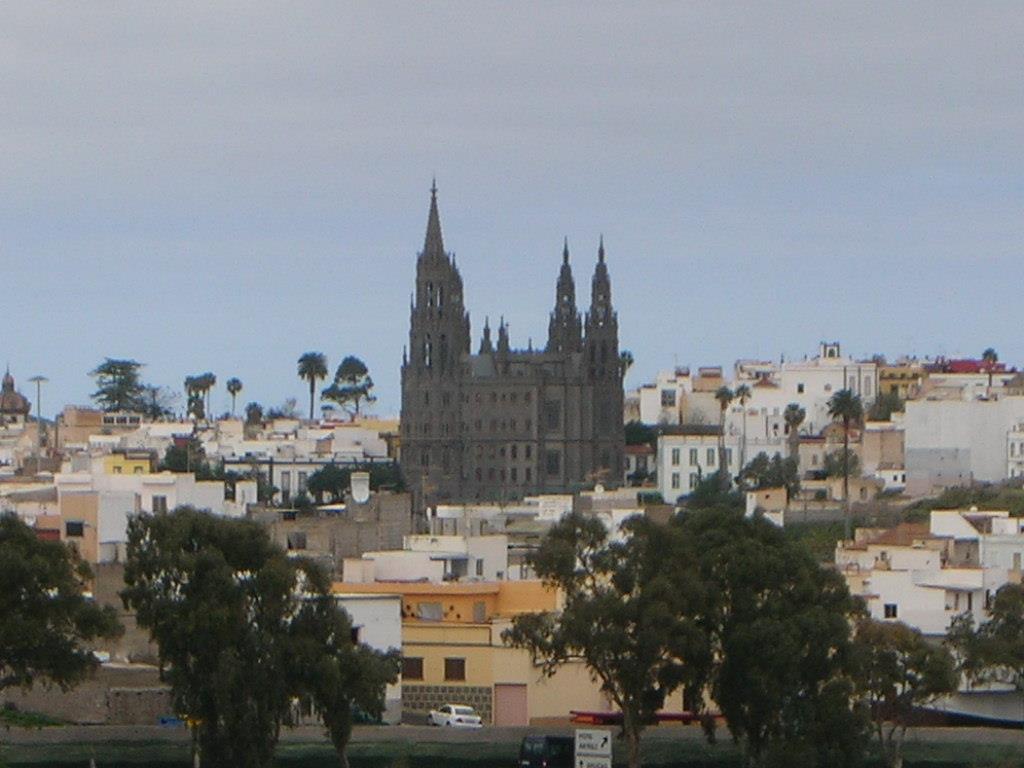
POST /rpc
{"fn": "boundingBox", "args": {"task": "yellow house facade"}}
[333,580,647,724]
[102,450,155,476]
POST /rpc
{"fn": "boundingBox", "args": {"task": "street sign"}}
[575,728,612,765]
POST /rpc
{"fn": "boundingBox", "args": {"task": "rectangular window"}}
[884,603,898,619]
[660,389,676,407]
[546,450,561,476]
[444,657,466,681]
[525,467,532,482]
[689,448,699,466]
[544,401,561,431]
[286,532,307,550]
[475,559,484,577]
[152,495,168,514]
[473,601,486,622]
[402,657,424,680]
[416,602,443,621]
[797,383,805,394]
[707,448,716,465]
[65,521,84,537]
[280,471,291,492]
[671,472,680,490]
[725,449,733,466]
[671,448,680,466]
[689,473,700,489]
[298,472,308,492]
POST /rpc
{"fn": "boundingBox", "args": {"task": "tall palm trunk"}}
[843,415,851,540]
[309,379,316,420]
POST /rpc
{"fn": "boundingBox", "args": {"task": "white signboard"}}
[575,727,612,768]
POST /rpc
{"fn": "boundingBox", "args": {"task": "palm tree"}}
[619,349,635,377]
[828,389,864,541]
[783,403,806,464]
[199,372,216,420]
[714,386,734,488]
[734,384,751,471]
[226,378,243,416]
[297,352,328,421]
[982,347,999,389]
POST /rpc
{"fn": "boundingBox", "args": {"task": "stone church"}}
[400,185,624,507]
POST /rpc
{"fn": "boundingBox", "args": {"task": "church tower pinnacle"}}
[546,238,583,353]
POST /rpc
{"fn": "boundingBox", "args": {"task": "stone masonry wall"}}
[402,684,492,723]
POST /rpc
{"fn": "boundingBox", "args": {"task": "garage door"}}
[493,683,528,726]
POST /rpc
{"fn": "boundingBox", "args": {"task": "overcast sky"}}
[1,3,1022,417]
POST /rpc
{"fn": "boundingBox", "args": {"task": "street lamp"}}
[27,375,48,469]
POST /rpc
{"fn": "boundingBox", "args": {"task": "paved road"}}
[3,723,1021,747]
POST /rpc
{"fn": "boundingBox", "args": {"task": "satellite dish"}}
[350,471,371,503]
[594,484,605,494]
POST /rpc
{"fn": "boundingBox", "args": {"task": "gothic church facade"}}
[400,186,624,506]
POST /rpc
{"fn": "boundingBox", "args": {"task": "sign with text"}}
[575,757,611,768]
[575,728,612,757]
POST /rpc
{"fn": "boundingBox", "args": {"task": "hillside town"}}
[2,188,1022,747]
[3,6,1024,768]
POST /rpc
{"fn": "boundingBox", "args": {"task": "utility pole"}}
[28,375,48,471]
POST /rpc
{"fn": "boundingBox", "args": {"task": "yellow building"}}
[878,363,924,399]
[333,580,640,725]
[103,450,156,476]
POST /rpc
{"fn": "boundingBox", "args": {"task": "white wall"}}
[335,594,402,724]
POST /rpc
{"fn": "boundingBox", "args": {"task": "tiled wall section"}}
[402,684,492,723]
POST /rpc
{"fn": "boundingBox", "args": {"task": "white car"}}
[428,703,483,728]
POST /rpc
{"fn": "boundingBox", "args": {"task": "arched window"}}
[424,335,433,368]
[426,282,435,307]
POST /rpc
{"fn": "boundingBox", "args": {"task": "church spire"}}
[479,316,493,354]
[547,239,582,353]
[422,179,445,259]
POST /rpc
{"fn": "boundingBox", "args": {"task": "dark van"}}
[519,735,574,768]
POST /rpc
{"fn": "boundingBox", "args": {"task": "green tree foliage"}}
[184,373,216,421]
[948,583,1024,694]
[619,349,635,376]
[507,508,865,768]
[867,391,903,422]
[322,356,376,420]
[683,508,865,768]
[139,385,177,421]
[740,452,800,500]
[823,449,862,480]
[982,347,999,388]
[159,438,220,480]
[624,420,657,447]
[684,471,744,511]
[306,463,405,503]
[288,567,400,768]
[122,508,394,768]
[244,401,264,426]
[89,358,147,413]
[852,619,957,768]
[504,513,714,768]
[0,514,122,693]
[225,378,243,416]
[297,352,329,421]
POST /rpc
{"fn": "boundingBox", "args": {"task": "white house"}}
[334,593,403,723]
[656,428,739,502]
[837,509,1024,724]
